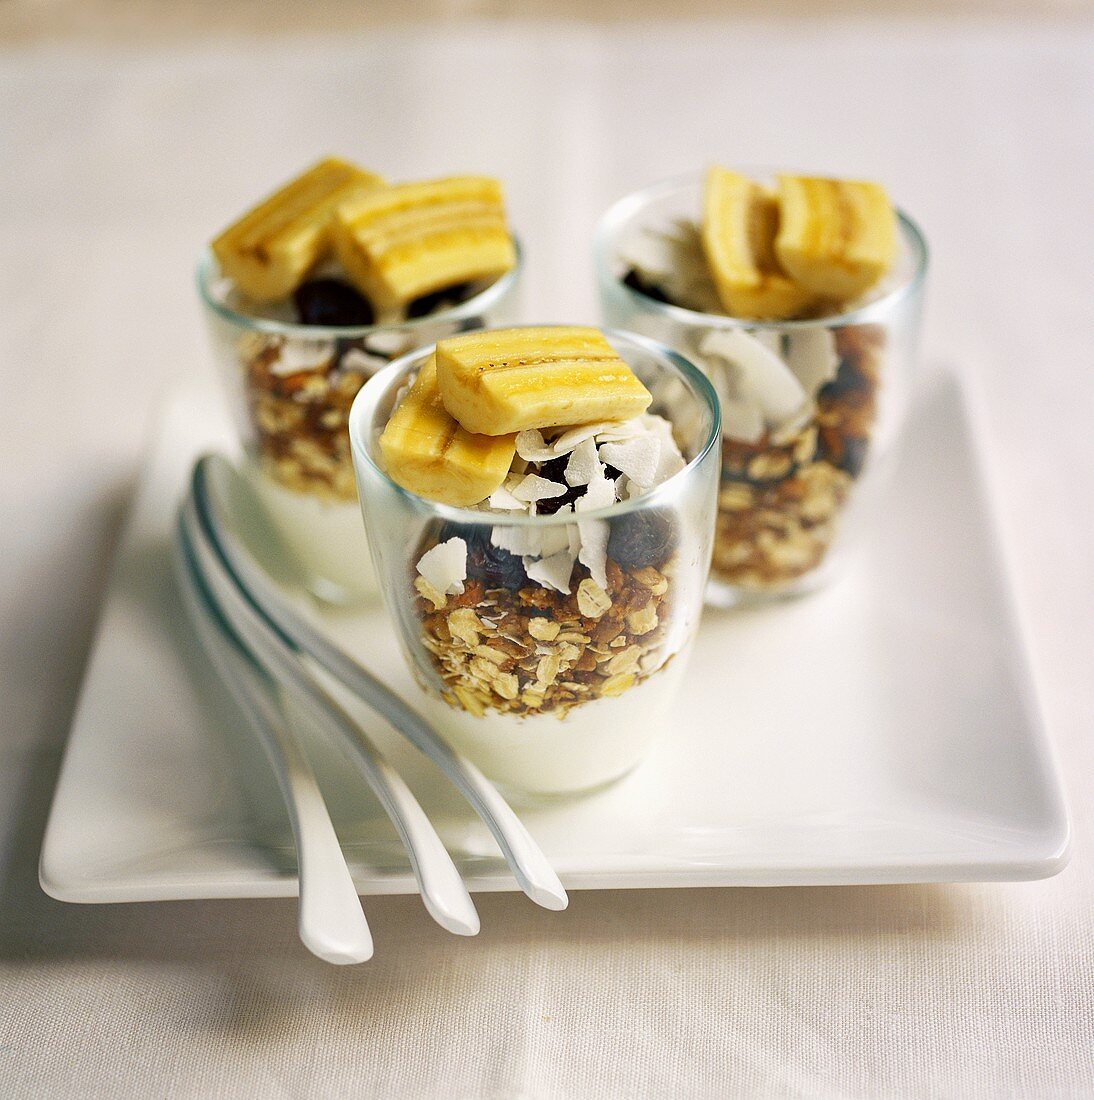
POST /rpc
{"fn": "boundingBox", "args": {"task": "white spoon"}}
[180,499,480,937]
[194,453,568,912]
[172,524,374,964]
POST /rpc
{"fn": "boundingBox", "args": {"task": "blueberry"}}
[293,278,374,326]
[841,436,869,478]
[438,522,527,591]
[528,456,627,516]
[407,282,476,319]
[622,267,671,305]
[530,456,583,516]
[818,356,870,403]
[607,508,677,571]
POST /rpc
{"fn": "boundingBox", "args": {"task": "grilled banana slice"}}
[435,327,651,437]
[331,176,516,312]
[701,166,816,321]
[379,356,516,506]
[775,175,896,301]
[211,157,385,301]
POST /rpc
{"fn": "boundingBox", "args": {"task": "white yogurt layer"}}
[414,649,691,794]
[246,461,376,603]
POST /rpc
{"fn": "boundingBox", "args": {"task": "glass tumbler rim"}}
[194,236,524,339]
[593,169,929,332]
[348,325,722,528]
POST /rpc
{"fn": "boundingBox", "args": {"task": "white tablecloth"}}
[1,20,1092,1098]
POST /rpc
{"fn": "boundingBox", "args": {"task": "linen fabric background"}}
[1,20,1092,1098]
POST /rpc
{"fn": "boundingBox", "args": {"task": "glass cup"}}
[594,172,927,606]
[196,245,522,605]
[349,328,720,795]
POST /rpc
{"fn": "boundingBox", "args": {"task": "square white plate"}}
[39,371,1070,902]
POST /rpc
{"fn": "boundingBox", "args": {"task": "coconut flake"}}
[599,435,661,488]
[721,398,766,445]
[524,550,576,594]
[577,472,618,512]
[591,419,648,444]
[488,484,526,510]
[577,518,609,589]
[546,421,619,454]
[785,328,839,398]
[699,328,810,441]
[364,330,416,358]
[619,220,722,314]
[567,524,582,556]
[209,275,236,304]
[565,438,602,487]
[515,429,557,463]
[654,447,687,484]
[416,537,467,595]
[491,521,572,560]
[270,339,335,376]
[512,473,568,503]
[339,347,390,375]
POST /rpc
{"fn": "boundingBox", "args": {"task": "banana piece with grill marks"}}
[378,356,516,507]
[435,327,652,437]
[775,175,896,301]
[332,176,516,313]
[211,157,385,301]
[700,166,817,321]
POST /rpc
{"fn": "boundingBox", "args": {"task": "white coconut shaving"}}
[512,473,568,503]
[514,429,558,464]
[484,413,687,593]
[573,473,617,590]
[364,330,417,358]
[654,445,687,484]
[270,338,335,376]
[487,482,526,510]
[599,435,661,488]
[524,549,576,594]
[618,220,723,314]
[577,472,618,513]
[564,438,602,487]
[784,328,840,398]
[698,328,811,442]
[552,418,643,452]
[491,518,572,560]
[576,519,609,589]
[209,275,236,305]
[339,347,391,375]
[416,537,467,595]
[720,399,766,445]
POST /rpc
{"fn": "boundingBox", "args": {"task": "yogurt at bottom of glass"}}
[245,459,376,604]
[414,649,691,795]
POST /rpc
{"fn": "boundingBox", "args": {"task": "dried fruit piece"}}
[212,157,385,301]
[293,278,374,326]
[701,166,816,321]
[435,326,652,436]
[622,267,670,303]
[379,356,516,506]
[332,177,515,312]
[607,509,677,571]
[775,175,896,301]
[439,523,527,591]
[406,282,477,319]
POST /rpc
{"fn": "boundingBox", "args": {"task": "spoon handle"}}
[173,526,373,964]
[194,454,568,912]
[182,498,479,938]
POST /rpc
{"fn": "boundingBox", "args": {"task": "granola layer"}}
[710,323,882,590]
[412,550,675,719]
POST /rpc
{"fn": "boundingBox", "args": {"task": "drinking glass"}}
[595,173,927,605]
[349,328,720,794]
